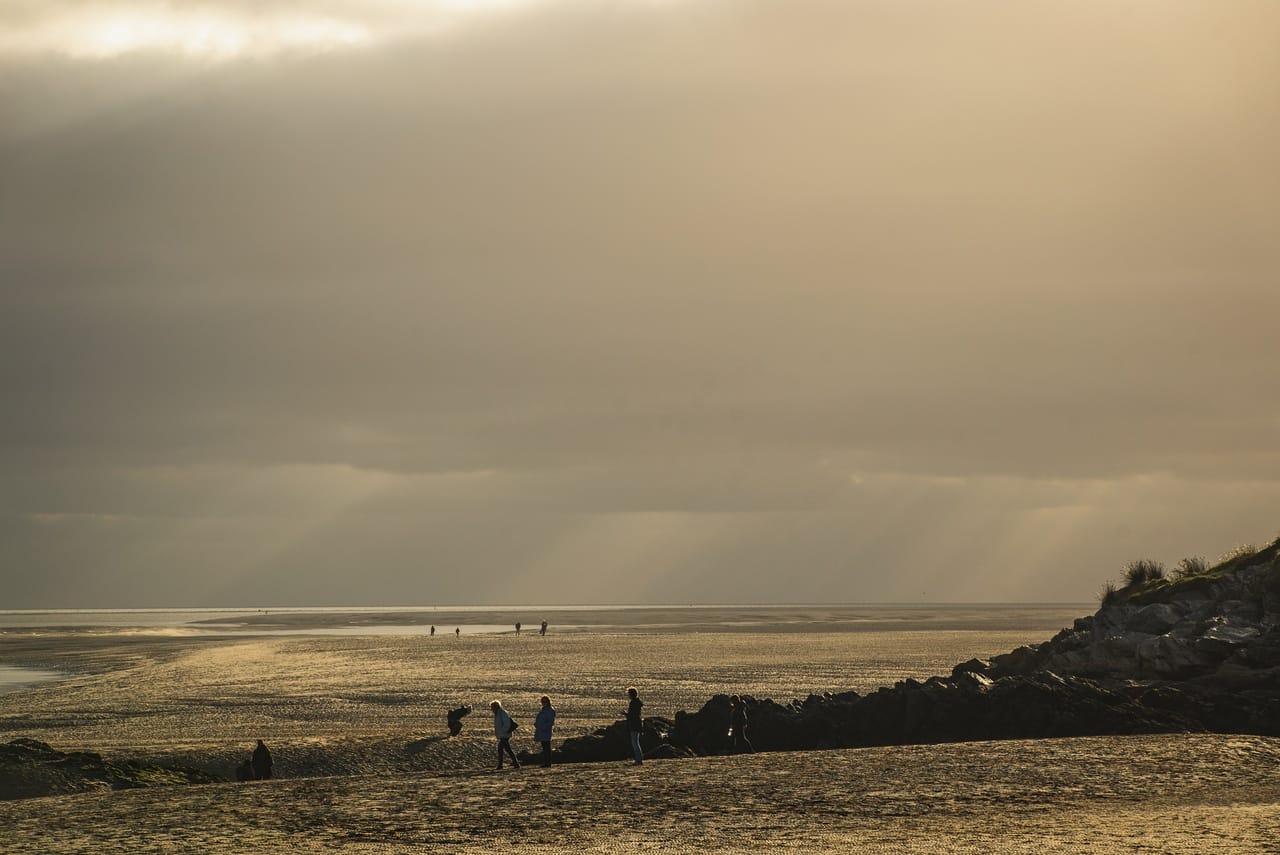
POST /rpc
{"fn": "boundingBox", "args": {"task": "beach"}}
[2,607,1278,852]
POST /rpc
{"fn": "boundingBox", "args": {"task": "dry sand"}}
[2,613,1278,852]
[2,735,1277,853]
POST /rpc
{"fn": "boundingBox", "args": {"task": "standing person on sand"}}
[251,739,273,780]
[625,686,644,765]
[534,695,556,768]
[729,695,753,754]
[491,700,521,770]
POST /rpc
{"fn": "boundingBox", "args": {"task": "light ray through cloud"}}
[0,0,558,60]
[0,9,371,59]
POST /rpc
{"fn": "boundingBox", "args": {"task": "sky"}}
[2,0,1279,608]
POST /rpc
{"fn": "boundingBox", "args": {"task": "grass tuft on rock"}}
[1103,534,1280,607]
[1173,557,1209,580]
[1123,559,1165,587]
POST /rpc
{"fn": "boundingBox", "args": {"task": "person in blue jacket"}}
[534,695,556,767]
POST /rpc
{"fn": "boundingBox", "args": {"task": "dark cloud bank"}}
[2,1,1278,606]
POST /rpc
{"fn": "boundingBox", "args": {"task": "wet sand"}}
[2,610,1277,852]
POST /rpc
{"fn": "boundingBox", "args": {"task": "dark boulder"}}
[545,716,677,765]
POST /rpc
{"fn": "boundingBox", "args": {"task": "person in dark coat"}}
[625,686,644,765]
[447,703,472,736]
[235,758,254,782]
[534,695,556,768]
[729,695,753,754]
[251,740,273,780]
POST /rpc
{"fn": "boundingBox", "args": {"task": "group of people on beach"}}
[428,620,548,638]
[490,695,558,769]
[487,686,751,769]
[236,687,750,781]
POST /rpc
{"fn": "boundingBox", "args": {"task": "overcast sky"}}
[2,0,1278,608]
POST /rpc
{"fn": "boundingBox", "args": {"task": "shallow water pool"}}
[0,665,62,694]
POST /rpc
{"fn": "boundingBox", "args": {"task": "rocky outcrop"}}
[0,739,222,801]
[985,540,1280,683]
[551,537,1280,764]
[521,716,688,765]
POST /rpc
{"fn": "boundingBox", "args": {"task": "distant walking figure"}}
[251,739,273,780]
[430,625,435,636]
[534,695,556,767]
[540,620,547,637]
[491,700,521,770]
[729,695,753,754]
[455,627,460,638]
[515,622,522,636]
[625,686,644,765]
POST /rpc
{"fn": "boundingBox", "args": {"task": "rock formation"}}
[553,537,1280,763]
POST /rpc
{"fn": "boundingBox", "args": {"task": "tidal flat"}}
[1,607,1277,852]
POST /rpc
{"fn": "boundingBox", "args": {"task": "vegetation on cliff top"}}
[1101,534,1280,607]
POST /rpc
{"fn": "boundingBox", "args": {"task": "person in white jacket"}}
[491,700,521,770]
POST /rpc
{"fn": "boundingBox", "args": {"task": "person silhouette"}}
[447,704,472,736]
[515,622,521,636]
[534,695,556,767]
[625,687,644,765]
[251,739,273,780]
[455,627,460,638]
[430,625,435,637]
[729,695,753,754]
[540,620,547,637]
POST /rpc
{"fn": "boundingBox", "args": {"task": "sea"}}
[0,603,1089,693]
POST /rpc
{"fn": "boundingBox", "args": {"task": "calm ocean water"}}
[0,603,1088,632]
[0,603,1089,693]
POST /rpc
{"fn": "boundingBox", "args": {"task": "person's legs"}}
[500,738,520,768]
[540,740,552,767]
[630,730,643,764]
